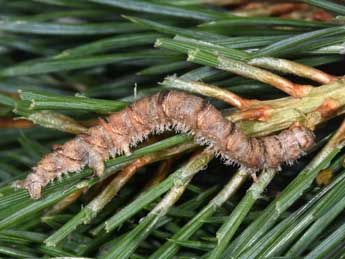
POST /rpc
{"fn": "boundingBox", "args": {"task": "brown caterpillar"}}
[20,91,315,199]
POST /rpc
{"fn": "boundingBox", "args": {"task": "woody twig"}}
[248,57,336,84]
[216,56,313,97]
[163,76,255,110]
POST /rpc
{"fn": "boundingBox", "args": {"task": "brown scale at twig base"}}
[19,91,315,199]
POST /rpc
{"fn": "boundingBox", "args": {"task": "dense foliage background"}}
[0,1,345,258]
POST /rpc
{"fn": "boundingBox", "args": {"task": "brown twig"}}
[315,98,341,118]
[233,3,308,17]
[0,118,33,128]
[217,56,313,97]
[249,57,336,84]
[45,188,87,215]
[229,78,345,136]
[163,76,255,110]
[238,104,273,121]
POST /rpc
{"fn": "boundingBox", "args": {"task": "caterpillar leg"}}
[251,172,258,182]
[87,149,105,177]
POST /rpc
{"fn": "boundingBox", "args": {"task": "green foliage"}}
[0,1,344,258]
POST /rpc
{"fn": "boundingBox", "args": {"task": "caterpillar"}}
[20,91,315,199]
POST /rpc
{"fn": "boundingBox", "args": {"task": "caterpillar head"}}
[15,170,45,199]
